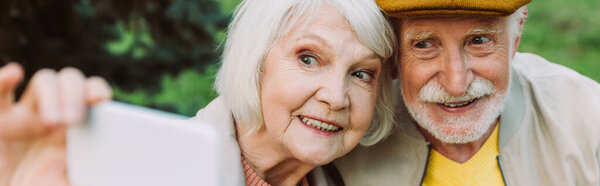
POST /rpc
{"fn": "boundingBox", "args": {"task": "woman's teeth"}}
[299,116,341,132]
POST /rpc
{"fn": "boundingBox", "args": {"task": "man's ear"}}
[513,36,521,57]
[512,7,528,57]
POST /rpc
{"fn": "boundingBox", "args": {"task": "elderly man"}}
[334,0,600,185]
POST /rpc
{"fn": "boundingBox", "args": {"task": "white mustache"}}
[418,77,496,104]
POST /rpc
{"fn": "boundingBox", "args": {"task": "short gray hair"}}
[214,0,397,146]
[508,6,528,56]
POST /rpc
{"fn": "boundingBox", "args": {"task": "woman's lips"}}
[298,115,343,133]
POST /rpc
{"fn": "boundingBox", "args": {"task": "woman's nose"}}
[314,73,349,111]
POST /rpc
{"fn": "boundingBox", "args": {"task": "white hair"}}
[507,6,528,57]
[214,0,397,146]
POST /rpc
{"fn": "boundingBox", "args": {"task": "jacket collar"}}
[498,62,527,149]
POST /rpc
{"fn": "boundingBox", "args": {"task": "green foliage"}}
[519,0,600,82]
[0,0,229,91]
[0,0,230,114]
[105,20,155,60]
[113,65,218,116]
[220,0,243,13]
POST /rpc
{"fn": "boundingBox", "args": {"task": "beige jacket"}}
[192,97,343,186]
[334,53,600,186]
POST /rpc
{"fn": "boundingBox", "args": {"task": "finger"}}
[20,69,60,126]
[0,62,24,110]
[57,67,86,126]
[84,76,112,105]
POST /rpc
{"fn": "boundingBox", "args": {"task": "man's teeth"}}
[442,100,474,108]
[299,116,340,132]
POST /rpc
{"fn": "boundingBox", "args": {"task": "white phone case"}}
[67,101,221,186]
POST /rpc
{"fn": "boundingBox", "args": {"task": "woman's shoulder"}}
[190,96,246,186]
[189,96,238,147]
[190,96,232,126]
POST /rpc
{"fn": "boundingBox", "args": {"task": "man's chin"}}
[423,122,494,144]
[408,97,505,144]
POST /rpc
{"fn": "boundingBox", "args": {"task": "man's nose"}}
[439,48,473,96]
[314,72,350,111]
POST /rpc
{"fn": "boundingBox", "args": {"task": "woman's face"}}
[260,3,382,165]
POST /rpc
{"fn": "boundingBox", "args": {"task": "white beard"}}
[403,77,507,144]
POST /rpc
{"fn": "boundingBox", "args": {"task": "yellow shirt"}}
[422,124,504,186]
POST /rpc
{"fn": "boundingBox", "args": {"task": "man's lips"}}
[440,99,477,108]
[436,97,480,112]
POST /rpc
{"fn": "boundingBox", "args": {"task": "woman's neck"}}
[236,123,315,186]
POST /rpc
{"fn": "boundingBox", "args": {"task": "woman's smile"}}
[298,115,343,135]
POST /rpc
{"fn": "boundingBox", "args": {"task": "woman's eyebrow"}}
[296,34,332,48]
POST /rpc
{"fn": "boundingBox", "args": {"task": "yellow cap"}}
[376,0,531,17]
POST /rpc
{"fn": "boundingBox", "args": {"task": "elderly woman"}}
[0,0,395,185]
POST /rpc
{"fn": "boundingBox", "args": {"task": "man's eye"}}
[415,41,434,48]
[352,71,373,81]
[300,55,317,65]
[471,36,491,45]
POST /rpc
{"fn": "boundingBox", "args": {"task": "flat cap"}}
[376,0,531,17]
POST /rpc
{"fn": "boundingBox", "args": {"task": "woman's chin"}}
[282,123,349,165]
[289,144,341,166]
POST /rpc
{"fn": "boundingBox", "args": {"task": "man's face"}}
[398,17,512,144]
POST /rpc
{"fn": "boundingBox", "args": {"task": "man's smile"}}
[436,97,480,113]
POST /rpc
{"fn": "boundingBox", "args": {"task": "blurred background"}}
[0,0,598,116]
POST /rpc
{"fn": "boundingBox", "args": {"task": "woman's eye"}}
[471,36,491,45]
[300,55,318,65]
[352,71,373,81]
[415,41,434,48]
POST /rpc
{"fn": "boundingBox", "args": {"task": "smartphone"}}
[67,101,221,186]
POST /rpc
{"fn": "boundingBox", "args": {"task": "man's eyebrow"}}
[404,30,435,42]
[466,24,503,36]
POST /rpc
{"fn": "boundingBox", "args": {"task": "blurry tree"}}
[0,0,229,93]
